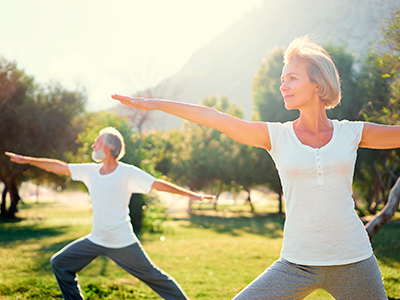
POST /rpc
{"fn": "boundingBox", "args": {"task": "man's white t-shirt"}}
[267,119,373,266]
[68,162,155,248]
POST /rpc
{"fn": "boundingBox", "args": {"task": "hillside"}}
[116,0,400,130]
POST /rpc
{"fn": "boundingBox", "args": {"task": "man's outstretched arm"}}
[5,152,71,176]
[151,179,214,201]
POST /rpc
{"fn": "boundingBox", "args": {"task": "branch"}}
[11,165,29,178]
[383,159,399,189]
[365,176,400,239]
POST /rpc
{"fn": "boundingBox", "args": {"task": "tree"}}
[0,57,86,217]
[0,58,33,216]
[227,143,282,213]
[164,96,242,210]
[359,9,400,238]
[325,44,367,121]
[168,95,239,202]
[252,48,298,123]
[163,95,278,212]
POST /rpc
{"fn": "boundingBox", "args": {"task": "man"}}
[6,127,213,300]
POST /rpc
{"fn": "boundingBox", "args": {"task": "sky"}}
[0,0,265,111]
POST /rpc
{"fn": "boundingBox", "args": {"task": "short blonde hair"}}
[99,127,126,160]
[284,36,341,109]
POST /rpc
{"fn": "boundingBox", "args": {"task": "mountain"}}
[132,0,400,130]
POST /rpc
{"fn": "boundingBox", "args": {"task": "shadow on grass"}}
[373,220,400,263]
[372,220,400,296]
[0,202,87,246]
[188,212,285,239]
[0,223,68,244]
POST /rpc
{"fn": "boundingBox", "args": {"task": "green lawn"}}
[0,201,399,299]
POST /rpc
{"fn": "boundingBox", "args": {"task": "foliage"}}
[126,131,171,234]
[325,44,366,120]
[362,10,400,123]
[353,10,400,214]
[164,95,274,211]
[0,57,86,217]
[166,96,242,195]
[129,192,167,235]
[252,47,298,122]
[68,111,132,163]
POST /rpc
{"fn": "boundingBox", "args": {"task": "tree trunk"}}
[1,165,28,218]
[276,183,283,214]
[365,176,400,239]
[7,180,21,217]
[353,198,366,218]
[1,185,7,215]
[213,191,221,211]
[278,192,283,214]
[36,184,39,204]
[245,188,254,213]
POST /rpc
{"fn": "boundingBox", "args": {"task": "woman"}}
[112,36,394,299]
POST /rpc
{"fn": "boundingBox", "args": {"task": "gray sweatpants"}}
[233,255,387,300]
[50,237,189,300]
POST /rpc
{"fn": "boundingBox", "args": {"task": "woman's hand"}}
[112,94,271,150]
[111,94,158,111]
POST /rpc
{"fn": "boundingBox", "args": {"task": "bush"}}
[129,192,167,235]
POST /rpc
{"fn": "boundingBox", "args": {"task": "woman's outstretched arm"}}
[111,94,271,150]
[360,122,400,149]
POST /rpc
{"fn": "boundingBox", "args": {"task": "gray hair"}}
[284,35,341,109]
[99,127,126,160]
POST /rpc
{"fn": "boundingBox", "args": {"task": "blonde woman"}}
[112,36,393,299]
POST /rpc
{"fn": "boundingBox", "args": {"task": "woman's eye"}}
[290,76,296,81]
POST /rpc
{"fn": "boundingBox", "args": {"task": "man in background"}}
[6,127,213,300]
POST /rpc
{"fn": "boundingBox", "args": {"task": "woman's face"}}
[279,61,319,111]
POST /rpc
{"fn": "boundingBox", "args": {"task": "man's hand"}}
[5,152,30,164]
[151,179,215,201]
[189,193,215,201]
[5,151,71,176]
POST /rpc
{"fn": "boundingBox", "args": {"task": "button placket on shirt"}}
[315,149,324,185]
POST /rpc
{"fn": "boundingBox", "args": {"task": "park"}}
[1,193,399,299]
[1,1,400,299]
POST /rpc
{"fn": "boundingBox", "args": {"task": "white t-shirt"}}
[267,119,373,266]
[68,162,155,248]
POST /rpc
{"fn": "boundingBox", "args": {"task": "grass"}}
[0,201,399,299]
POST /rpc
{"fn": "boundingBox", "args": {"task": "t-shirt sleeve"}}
[342,120,364,146]
[68,163,95,183]
[266,122,283,155]
[351,121,364,145]
[127,165,156,194]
